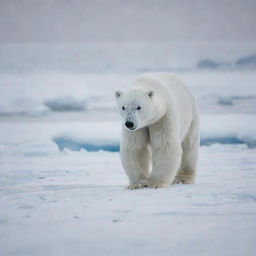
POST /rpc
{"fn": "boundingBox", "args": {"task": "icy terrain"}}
[1,144,256,256]
[1,44,256,255]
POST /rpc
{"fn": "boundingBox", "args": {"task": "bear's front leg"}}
[147,144,182,189]
[120,128,150,189]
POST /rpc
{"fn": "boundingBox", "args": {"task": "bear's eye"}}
[122,106,125,110]
[137,106,141,110]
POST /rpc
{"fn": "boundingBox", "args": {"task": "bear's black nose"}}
[125,121,134,129]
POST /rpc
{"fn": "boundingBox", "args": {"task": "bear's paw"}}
[126,180,147,190]
[144,180,169,189]
[172,174,195,184]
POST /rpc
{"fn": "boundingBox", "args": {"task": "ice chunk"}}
[44,96,87,112]
[236,54,256,68]
[197,59,220,69]
[0,96,48,116]
[53,136,119,152]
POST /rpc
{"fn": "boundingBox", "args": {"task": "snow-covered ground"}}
[1,144,256,256]
[1,61,256,254]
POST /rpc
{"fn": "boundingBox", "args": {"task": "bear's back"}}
[133,72,196,109]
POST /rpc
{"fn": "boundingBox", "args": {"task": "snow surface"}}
[0,42,256,73]
[1,70,256,117]
[1,66,256,255]
[1,145,256,256]
[0,114,255,157]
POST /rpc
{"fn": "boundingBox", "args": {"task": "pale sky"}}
[0,0,256,43]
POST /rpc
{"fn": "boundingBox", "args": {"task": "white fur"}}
[115,73,200,189]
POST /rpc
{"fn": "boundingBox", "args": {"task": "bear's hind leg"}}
[173,119,199,184]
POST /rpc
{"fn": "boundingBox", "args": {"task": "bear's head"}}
[114,88,166,131]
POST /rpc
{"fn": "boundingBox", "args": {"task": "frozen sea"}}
[0,43,256,256]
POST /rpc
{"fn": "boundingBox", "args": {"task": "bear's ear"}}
[147,90,154,98]
[114,91,122,99]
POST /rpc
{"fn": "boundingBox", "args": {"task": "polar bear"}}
[115,73,199,189]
